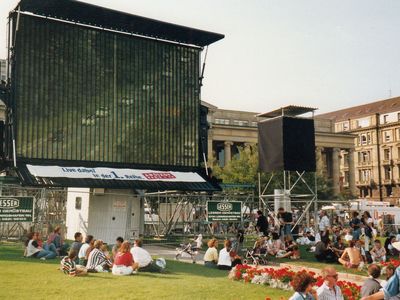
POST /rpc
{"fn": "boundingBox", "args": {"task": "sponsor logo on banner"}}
[0,198,20,208]
[217,202,233,212]
[142,172,176,180]
[26,165,205,183]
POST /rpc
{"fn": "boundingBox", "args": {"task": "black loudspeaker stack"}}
[258,116,316,172]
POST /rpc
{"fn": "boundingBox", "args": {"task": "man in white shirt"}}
[319,210,331,239]
[131,239,163,272]
[317,266,344,300]
[78,235,93,266]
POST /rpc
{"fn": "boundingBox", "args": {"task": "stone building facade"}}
[203,101,356,197]
[318,96,400,203]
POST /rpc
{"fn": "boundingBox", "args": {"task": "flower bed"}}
[228,264,361,300]
[380,258,400,274]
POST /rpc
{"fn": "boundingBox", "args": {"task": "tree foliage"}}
[209,145,335,199]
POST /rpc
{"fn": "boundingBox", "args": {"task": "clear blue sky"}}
[1,0,399,114]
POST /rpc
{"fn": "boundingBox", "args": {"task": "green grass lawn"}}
[0,242,291,300]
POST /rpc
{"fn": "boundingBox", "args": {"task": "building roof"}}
[14,0,224,47]
[317,96,400,122]
[257,105,317,118]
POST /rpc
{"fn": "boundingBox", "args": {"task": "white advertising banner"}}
[26,164,206,183]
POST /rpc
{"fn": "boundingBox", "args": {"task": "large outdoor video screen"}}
[11,14,200,167]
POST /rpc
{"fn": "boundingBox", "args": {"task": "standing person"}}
[361,264,382,297]
[112,237,124,261]
[61,250,88,276]
[112,241,139,276]
[316,266,344,300]
[362,211,374,252]
[318,210,330,241]
[349,212,361,241]
[46,226,69,256]
[78,235,94,266]
[70,232,83,262]
[278,207,294,239]
[255,210,268,236]
[289,272,318,300]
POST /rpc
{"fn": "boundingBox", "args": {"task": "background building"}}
[0,59,6,82]
[318,96,400,203]
[204,101,356,197]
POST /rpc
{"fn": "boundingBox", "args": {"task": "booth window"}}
[75,197,82,210]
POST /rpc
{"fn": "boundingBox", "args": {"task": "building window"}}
[215,118,230,125]
[344,171,349,183]
[343,122,349,131]
[233,120,249,126]
[359,169,371,182]
[343,153,348,167]
[360,134,368,145]
[75,197,82,210]
[367,132,372,144]
[251,122,258,127]
[384,148,391,160]
[398,112,400,121]
[383,114,389,124]
[383,130,392,142]
[384,166,392,180]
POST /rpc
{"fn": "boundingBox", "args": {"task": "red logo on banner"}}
[142,172,176,180]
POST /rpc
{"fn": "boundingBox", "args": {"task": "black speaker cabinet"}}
[258,116,316,172]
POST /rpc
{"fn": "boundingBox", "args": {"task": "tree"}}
[209,145,334,199]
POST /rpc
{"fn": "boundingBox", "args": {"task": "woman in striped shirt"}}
[86,240,112,272]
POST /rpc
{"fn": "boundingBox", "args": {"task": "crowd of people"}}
[24,228,165,277]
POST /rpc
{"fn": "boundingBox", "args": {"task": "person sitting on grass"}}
[130,239,164,272]
[384,236,398,256]
[338,240,362,268]
[277,244,300,260]
[46,226,69,256]
[61,249,88,277]
[70,232,83,263]
[217,240,233,270]
[332,236,346,258]
[289,271,317,300]
[26,232,57,260]
[315,239,337,263]
[86,240,112,272]
[203,238,218,268]
[361,264,382,297]
[112,241,139,276]
[370,239,386,263]
[112,237,124,262]
[267,232,284,256]
[78,235,93,266]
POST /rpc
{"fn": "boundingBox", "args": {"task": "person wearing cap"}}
[361,242,400,300]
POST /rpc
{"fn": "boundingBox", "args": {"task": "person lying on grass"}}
[61,249,87,276]
[338,240,362,268]
[112,241,139,276]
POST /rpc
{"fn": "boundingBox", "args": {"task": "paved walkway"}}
[145,245,368,285]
